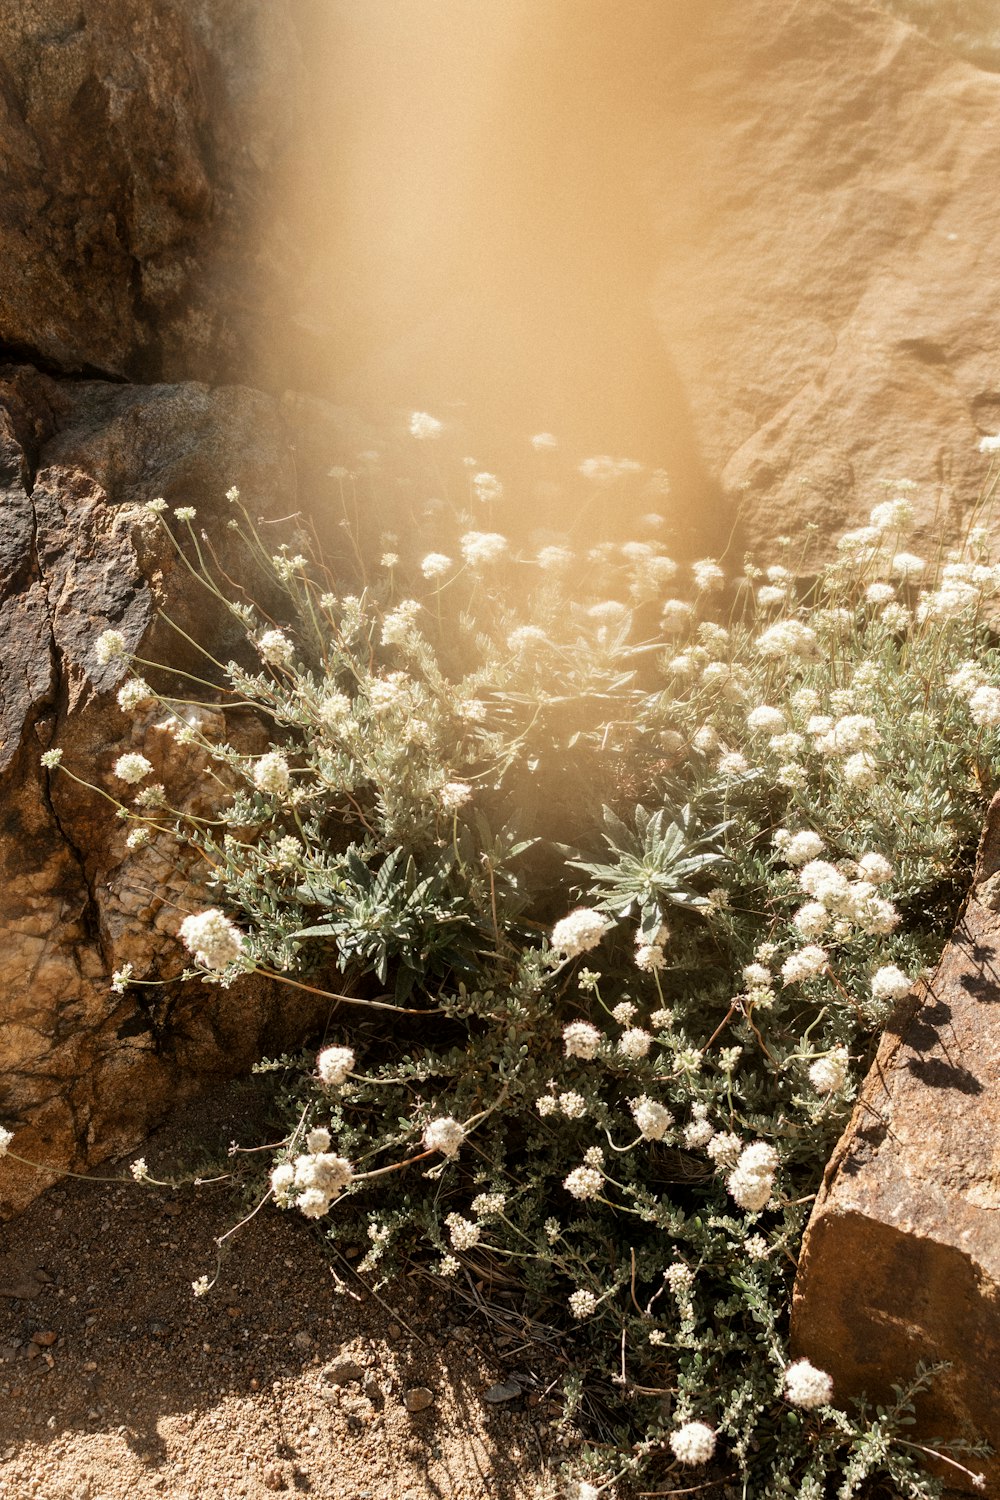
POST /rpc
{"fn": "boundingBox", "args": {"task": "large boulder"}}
[790,795,1000,1495]
[281,0,1000,551]
[0,365,330,1215]
[0,0,300,383]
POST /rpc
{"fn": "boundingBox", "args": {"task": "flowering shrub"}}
[38,461,1000,1495]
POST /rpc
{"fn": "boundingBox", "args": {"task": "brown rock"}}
[791,793,1000,1495]
[0,363,329,1216]
[403,1386,434,1413]
[0,0,301,385]
[30,1330,57,1347]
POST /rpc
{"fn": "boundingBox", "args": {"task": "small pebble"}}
[403,1386,434,1413]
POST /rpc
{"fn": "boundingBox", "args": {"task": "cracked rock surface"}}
[791,792,1000,1496]
[0,363,326,1217]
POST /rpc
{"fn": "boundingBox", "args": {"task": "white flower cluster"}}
[551,908,608,959]
[439,780,473,812]
[669,1420,716,1464]
[178,908,245,971]
[381,598,421,647]
[471,1192,506,1219]
[618,1027,652,1060]
[460,530,508,567]
[256,629,295,667]
[114,753,153,785]
[253,751,291,797]
[792,856,899,939]
[870,964,911,1002]
[445,1213,481,1251]
[95,629,130,666]
[726,1141,779,1212]
[563,1020,603,1059]
[782,1358,834,1409]
[271,1147,353,1219]
[421,552,452,579]
[756,619,818,659]
[808,1047,849,1095]
[409,410,442,440]
[564,1165,603,1201]
[630,1096,673,1141]
[316,1046,355,1086]
[568,1288,597,1319]
[423,1116,465,1158]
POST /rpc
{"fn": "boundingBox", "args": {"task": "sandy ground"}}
[0,1092,558,1500]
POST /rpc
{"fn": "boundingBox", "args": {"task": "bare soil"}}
[0,1088,557,1500]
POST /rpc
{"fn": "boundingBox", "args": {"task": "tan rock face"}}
[275,0,1000,552]
[0,0,300,383]
[791,795,1000,1494]
[0,364,329,1215]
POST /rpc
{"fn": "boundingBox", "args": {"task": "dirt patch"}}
[0,1091,556,1500]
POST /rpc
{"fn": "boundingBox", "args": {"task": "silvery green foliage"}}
[73,477,1000,1496]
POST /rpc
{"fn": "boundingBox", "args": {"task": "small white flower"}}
[781,946,828,984]
[110,964,134,993]
[871,965,910,1002]
[683,1117,714,1149]
[113,753,153,785]
[727,1141,779,1212]
[192,1275,212,1297]
[563,1021,602,1059]
[472,471,503,503]
[630,1096,673,1140]
[618,1027,652,1060]
[747,705,786,735]
[460,531,509,567]
[257,629,295,667]
[792,902,828,940]
[41,748,63,769]
[536,544,574,571]
[471,1192,506,1219]
[95,629,130,666]
[782,831,825,866]
[316,1046,355,1086]
[692,559,725,592]
[173,506,197,522]
[551,909,608,959]
[558,1091,588,1119]
[305,1127,331,1154]
[707,1132,743,1169]
[783,1358,834,1409]
[669,1420,716,1465]
[808,1048,849,1095]
[252,751,291,797]
[409,411,443,440]
[891,551,925,581]
[0,1126,14,1157]
[178,909,244,971]
[635,943,666,972]
[423,1117,465,1158]
[440,781,473,812]
[130,1158,150,1183]
[857,852,893,885]
[445,1213,481,1251]
[116,678,154,712]
[421,552,452,579]
[969,685,1000,728]
[270,1162,296,1203]
[563,1165,603,1200]
[569,1289,597,1319]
